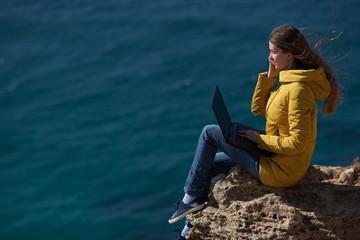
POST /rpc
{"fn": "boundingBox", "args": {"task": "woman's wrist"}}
[266,72,278,79]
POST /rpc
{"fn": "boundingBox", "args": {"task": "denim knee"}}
[201,124,220,144]
[201,124,217,138]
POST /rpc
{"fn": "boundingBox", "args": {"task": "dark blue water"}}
[1,0,359,239]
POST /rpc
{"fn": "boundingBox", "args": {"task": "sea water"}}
[1,0,360,239]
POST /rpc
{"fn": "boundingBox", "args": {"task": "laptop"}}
[211,85,274,157]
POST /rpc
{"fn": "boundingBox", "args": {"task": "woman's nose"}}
[268,53,273,60]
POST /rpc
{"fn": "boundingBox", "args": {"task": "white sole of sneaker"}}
[168,203,205,224]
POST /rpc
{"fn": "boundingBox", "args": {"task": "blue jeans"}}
[184,124,264,197]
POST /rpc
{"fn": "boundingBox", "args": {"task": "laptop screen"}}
[211,86,232,139]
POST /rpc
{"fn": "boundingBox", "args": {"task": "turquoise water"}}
[1,0,360,239]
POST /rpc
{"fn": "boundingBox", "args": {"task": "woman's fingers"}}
[238,130,259,143]
[238,129,255,137]
[267,61,278,78]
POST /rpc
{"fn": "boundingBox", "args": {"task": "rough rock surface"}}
[187,158,360,240]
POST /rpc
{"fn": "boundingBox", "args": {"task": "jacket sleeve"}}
[251,72,277,116]
[257,84,314,155]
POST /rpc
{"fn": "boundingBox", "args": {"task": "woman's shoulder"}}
[281,82,315,101]
[282,81,312,92]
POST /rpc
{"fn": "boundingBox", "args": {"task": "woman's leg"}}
[169,125,225,224]
[169,124,263,224]
[184,125,225,197]
[184,124,262,197]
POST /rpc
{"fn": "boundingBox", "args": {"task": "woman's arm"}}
[256,84,314,155]
[251,72,277,116]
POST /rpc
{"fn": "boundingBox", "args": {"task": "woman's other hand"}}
[238,130,259,143]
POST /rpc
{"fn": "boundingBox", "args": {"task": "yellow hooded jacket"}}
[252,67,331,187]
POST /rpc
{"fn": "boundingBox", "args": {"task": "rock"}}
[339,168,355,185]
[187,157,360,240]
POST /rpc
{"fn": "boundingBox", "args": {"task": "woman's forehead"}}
[269,41,282,51]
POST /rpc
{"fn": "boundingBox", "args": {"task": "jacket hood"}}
[279,67,331,101]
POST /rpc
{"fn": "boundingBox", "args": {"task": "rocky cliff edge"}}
[187,157,360,240]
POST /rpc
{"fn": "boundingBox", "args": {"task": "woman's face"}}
[268,41,294,71]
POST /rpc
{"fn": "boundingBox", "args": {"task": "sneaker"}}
[168,198,205,224]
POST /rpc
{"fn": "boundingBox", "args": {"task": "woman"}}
[170,25,342,239]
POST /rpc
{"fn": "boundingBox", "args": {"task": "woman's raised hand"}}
[267,60,279,78]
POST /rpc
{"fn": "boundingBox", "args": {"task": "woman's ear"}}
[287,53,294,61]
[287,53,297,69]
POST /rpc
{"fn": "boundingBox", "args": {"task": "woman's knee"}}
[201,124,221,141]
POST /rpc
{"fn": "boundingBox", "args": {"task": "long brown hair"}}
[269,25,342,116]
